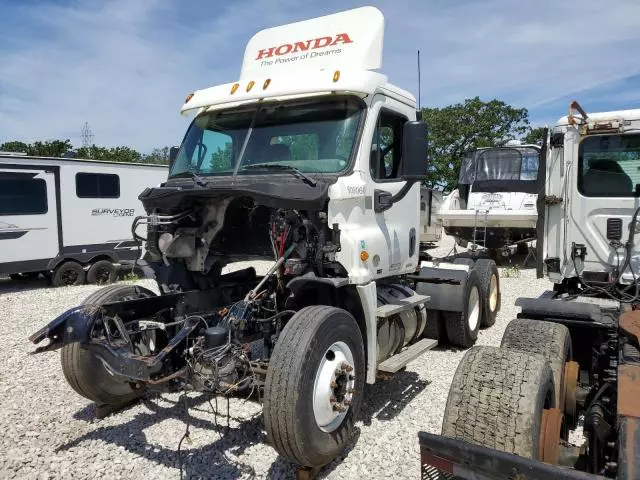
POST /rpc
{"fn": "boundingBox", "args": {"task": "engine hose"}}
[131,216,148,242]
[316,226,326,276]
[619,206,640,284]
[254,310,296,323]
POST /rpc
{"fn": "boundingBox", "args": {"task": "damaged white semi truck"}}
[28,6,500,470]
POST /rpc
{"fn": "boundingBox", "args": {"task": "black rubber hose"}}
[254,310,296,323]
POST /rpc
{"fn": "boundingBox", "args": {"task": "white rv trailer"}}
[437,143,541,254]
[0,153,168,286]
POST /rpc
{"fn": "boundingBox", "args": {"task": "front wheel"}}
[263,306,365,467]
[60,284,157,405]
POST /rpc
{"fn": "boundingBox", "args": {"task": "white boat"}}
[437,143,541,251]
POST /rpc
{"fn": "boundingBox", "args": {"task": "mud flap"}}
[411,266,469,313]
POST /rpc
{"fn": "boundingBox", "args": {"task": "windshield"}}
[578,133,640,197]
[170,97,364,178]
[458,147,540,184]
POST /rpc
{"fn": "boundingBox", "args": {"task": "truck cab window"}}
[578,134,640,197]
[0,176,48,215]
[269,134,319,161]
[370,110,406,181]
[76,173,120,198]
[169,97,364,177]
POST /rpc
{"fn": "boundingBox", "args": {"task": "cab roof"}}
[180,6,416,115]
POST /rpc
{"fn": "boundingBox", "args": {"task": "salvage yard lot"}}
[0,237,548,480]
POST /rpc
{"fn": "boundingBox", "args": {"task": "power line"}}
[81,122,94,157]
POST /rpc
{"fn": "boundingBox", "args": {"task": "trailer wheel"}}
[500,319,571,412]
[443,269,481,348]
[61,284,156,405]
[52,261,86,287]
[474,259,500,327]
[87,260,117,285]
[442,345,558,461]
[263,306,365,467]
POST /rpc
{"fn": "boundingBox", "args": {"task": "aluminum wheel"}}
[312,341,356,433]
[468,285,480,331]
[489,274,499,312]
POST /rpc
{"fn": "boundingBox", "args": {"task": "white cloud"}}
[0,0,639,152]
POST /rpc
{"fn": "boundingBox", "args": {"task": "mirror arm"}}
[373,179,419,213]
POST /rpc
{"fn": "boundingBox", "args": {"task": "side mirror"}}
[169,146,180,170]
[400,120,428,182]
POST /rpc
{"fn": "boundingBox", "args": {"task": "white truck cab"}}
[177,6,423,285]
[540,101,640,288]
[29,6,502,472]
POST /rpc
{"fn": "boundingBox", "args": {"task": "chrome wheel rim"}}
[468,286,480,331]
[489,274,498,312]
[312,341,355,433]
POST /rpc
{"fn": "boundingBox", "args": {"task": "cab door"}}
[0,168,59,272]
[367,95,420,275]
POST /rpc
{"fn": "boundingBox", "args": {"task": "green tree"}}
[144,147,171,164]
[1,139,72,157]
[422,97,530,191]
[209,142,233,171]
[76,145,142,163]
[0,141,30,153]
[522,126,547,146]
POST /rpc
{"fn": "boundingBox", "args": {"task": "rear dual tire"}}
[442,345,556,460]
[443,268,482,348]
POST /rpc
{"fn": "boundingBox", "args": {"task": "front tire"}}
[60,284,156,405]
[263,306,365,467]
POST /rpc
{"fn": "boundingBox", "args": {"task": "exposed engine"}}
[30,195,429,399]
[125,198,345,394]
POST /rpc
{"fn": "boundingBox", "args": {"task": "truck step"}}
[376,293,430,319]
[377,338,438,374]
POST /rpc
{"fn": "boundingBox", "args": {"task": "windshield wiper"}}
[171,170,207,187]
[241,164,317,187]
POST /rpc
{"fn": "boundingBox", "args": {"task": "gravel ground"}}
[0,235,550,480]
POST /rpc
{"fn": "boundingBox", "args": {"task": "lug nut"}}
[329,395,337,403]
[340,362,353,372]
[332,404,347,412]
[330,381,338,388]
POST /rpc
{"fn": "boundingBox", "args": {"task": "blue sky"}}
[1,0,639,153]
